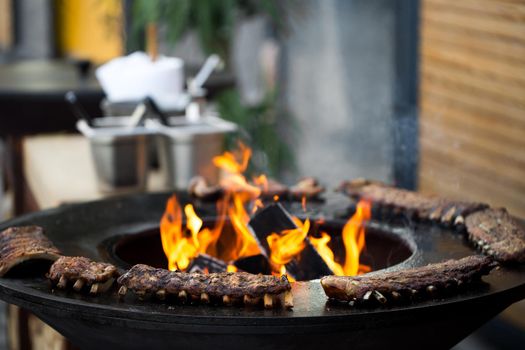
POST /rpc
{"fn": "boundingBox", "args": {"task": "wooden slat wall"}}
[419,0,525,218]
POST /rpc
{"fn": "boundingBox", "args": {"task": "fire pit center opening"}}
[112,218,414,281]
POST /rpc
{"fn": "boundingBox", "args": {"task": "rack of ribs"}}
[289,177,325,200]
[339,179,487,226]
[188,175,324,201]
[320,255,496,306]
[0,226,61,277]
[47,256,119,294]
[117,264,293,309]
[466,208,525,263]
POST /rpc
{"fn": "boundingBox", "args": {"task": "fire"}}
[310,200,372,276]
[227,194,261,259]
[253,174,269,191]
[159,142,372,278]
[213,143,260,200]
[342,200,371,275]
[160,142,262,271]
[212,142,251,174]
[309,231,344,275]
[184,204,202,244]
[267,218,310,273]
[160,196,192,271]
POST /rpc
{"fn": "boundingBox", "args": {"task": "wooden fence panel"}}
[419,0,525,217]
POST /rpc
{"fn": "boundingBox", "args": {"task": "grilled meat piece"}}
[188,176,224,201]
[289,177,325,199]
[48,256,119,294]
[189,176,289,200]
[321,255,496,306]
[256,178,289,199]
[339,179,487,226]
[117,264,293,309]
[465,208,525,263]
[0,226,61,277]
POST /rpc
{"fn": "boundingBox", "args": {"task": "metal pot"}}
[150,116,237,189]
[77,118,155,193]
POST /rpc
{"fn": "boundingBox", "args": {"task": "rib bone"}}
[47,256,118,294]
[338,179,487,226]
[0,226,61,277]
[117,264,293,309]
[321,255,496,306]
[73,279,85,291]
[465,208,525,263]
[263,294,273,309]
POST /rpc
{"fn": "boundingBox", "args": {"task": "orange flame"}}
[253,174,269,191]
[251,198,264,215]
[267,218,309,273]
[311,200,371,276]
[342,200,371,275]
[228,194,262,259]
[160,143,371,278]
[161,143,263,271]
[212,142,251,174]
[309,231,344,276]
[160,196,193,271]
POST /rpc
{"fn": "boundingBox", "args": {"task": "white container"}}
[95,52,185,111]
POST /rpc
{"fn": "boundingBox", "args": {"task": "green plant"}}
[130,0,282,61]
[216,88,297,177]
[129,0,296,177]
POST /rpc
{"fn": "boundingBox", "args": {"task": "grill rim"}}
[0,191,523,325]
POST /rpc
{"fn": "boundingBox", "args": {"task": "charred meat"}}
[188,176,224,201]
[0,226,61,277]
[255,178,289,199]
[466,208,525,263]
[117,264,293,309]
[339,179,487,226]
[289,177,325,200]
[48,256,119,294]
[320,255,496,306]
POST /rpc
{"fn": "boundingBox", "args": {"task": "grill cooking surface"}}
[0,192,524,349]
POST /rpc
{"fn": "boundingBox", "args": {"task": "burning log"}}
[248,203,333,280]
[47,256,119,294]
[465,208,525,263]
[289,177,325,200]
[0,226,61,277]
[187,253,228,273]
[339,179,487,226]
[233,254,272,275]
[117,264,293,309]
[320,255,497,306]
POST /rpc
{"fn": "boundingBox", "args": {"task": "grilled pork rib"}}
[466,209,525,263]
[188,176,224,201]
[321,255,496,306]
[117,264,293,309]
[0,226,61,277]
[289,177,325,199]
[339,179,487,226]
[48,256,119,294]
[188,175,324,201]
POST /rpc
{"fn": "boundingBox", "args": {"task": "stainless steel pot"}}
[77,118,155,193]
[150,116,237,189]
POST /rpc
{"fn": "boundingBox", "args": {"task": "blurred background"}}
[0,0,524,349]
